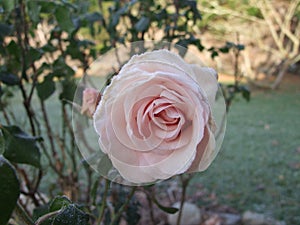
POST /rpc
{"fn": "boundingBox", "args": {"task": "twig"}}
[40,99,60,164]
[14,202,34,225]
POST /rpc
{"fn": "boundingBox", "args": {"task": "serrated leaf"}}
[0,156,20,225]
[49,196,72,212]
[0,72,20,86]
[52,204,89,225]
[2,125,41,168]
[37,76,56,101]
[152,197,179,214]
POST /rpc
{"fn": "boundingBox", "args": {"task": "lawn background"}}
[191,74,300,224]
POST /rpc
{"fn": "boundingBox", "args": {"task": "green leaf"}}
[0,23,13,39]
[28,47,43,62]
[134,16,150,32]
[27,1,41,27]
[0,72,20,86]
[247,6,263,18]
[39,1,58,14]
[59,78,77,104]
[33,204,52,225]
[0,156,20,225]
[55,6,74,34]
[41,44,57,53]
[37,76,56,101]
[49,196,72,212]
[84,12,103,23]
[240,86,251,102]
[211,51,218,59]
[52,204,89,225]
[6,40,21,58]
[152,197,179,214]
[2,126,41,168]
[1,0,14,12]
[236,44,245,51]
[219,46,229,53]
[0,130,4,155]
[53,57,75,78]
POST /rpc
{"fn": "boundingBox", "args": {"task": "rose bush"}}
[93,49,219,184]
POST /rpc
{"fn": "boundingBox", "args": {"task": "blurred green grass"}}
[192,76,300,224]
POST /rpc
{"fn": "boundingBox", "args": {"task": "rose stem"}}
[176,174,193,225]
[109,186,137,225]
[96,179,111,225]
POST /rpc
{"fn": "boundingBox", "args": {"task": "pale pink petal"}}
[190,65,218,107]
[81,88,101,117]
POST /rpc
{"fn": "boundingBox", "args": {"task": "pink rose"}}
[93,49,219,184]
[81,88,101,118]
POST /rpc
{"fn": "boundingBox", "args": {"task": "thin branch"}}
[40,99,60,164]
[14,202,34,225]
[264,0,299,57]
[257,0,286,56]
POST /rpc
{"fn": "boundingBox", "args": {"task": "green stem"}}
[176,175,192,225]
[96,179,111,225]
[35,210,61,225]
[109,186,137,225]
[14,202,34,225]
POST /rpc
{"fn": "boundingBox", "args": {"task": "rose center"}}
[143,97,185,141]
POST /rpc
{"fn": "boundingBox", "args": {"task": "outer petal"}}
[121,49,195,79]
[188,125,216,173]
[190,65,218,108]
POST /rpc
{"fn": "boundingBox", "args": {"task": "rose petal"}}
[93,49,220,184]
[190,65,218,108]
[188,125,216,173]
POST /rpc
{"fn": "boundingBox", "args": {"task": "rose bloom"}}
[93,49,218,184]
[81,88,101,118]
